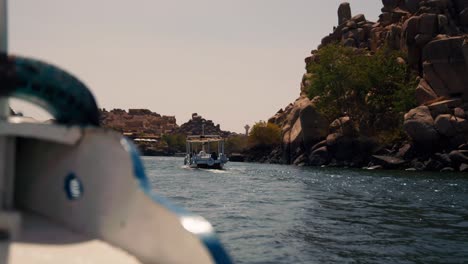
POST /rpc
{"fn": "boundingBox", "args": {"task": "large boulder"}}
[280,96,329,163]
[404,106,440,143]
[372,155,406,169]
[454,107,466,119]
[427,99,462,117]
[397,143,415,159]
[308,146,330,166]
[438,14,449,34]
[422,37,468,99]
[449,150,468,165]
[435,114,468,137]
[387,25,402,49]
[329,116,356,136]
[419,13,438,35]
[382,0,399,9]
[338,2,352,25]
[422,36,464,65]
[325,133,376,163]
[351,14,366,24]
[299,105,329,148]
[310,139,327,152]
[401,16,422,67]
[280,96,312,130]
[454,117,468,133]
[288,118,303,147]
[405,0,420,13]
[326,133,354,160]
[460,163,468,172]
[402,16,420,43]
[415,78,438,105]
[293,154,308,166]
[282,119,304,164]
[434,114,457,137]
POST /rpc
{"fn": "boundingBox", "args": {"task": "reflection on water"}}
[143,156,468,264]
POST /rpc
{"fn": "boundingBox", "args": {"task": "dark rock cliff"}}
[264,0,468,172]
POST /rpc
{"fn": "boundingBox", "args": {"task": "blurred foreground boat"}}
[0,1,232,263]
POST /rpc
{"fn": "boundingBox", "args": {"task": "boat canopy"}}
[186,135,223,143]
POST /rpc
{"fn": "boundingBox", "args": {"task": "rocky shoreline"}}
[251,0,468,172]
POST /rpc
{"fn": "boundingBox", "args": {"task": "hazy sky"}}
[9,0,381,132]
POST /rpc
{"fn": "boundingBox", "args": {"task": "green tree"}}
[161,133,186,153]
[306,44,417,142]
[248,121,281,147]
[225,135,248,154]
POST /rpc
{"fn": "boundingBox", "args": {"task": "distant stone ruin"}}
[99,108,177,137]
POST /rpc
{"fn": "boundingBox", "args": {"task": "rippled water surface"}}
[143,156,468,264]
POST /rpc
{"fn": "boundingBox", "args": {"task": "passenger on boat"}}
[211,152,218,160]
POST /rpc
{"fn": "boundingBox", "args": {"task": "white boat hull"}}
[185,155,228,170]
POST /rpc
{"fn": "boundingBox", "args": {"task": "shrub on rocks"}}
[248,121,281,148]
[305,44,417,145]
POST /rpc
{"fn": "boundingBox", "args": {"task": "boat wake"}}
[204,169,229,174]
[180,165,229,174]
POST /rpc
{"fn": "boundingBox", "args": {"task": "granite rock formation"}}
[268,96,328,164]
[261,1,468,171]
[177,113,231,137]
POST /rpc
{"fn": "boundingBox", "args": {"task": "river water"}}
[143,156,468,264]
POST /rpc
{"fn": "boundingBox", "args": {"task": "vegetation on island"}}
[255,1,468,171]
[304,44,418,144]
[232,121,282,162]
[161,134,186,154]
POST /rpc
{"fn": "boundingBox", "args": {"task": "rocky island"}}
[252,0,468,172]
[99,109,233,155]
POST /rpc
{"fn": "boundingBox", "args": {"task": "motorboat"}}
[0,1,232,263]
[184,135,228,169]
